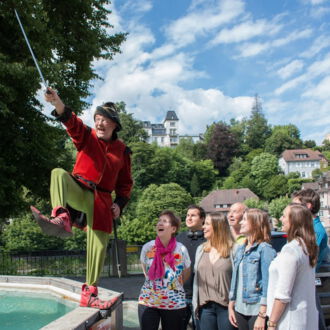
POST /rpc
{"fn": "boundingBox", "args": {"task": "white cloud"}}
[275,52,330,94]
[277,60,304,79]
[165,0,245,48]
[308,0,328,5]
[236,29,312,58]
[310,6,330,18]
[302,75,330,99]
[300,35,330,58]
[210,19,282,45]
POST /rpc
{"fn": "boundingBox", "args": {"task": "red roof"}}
[280,149,324,162]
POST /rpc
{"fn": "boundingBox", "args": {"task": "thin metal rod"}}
[14,9,48,89]
[113,219,122,278]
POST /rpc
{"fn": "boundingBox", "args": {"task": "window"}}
[161,137,164,143]
[170,122,175,127]
[301,172,306,177]
[320,211,324,216]
[170,129,176,135]
[215,204,221,208]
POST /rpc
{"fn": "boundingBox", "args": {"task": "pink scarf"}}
[148,236,177,281]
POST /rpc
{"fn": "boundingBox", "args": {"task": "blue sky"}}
[78,0,330,144]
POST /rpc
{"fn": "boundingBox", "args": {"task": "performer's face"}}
[95,114,117,141]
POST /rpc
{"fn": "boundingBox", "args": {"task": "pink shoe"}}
[79,284,120,310]
[30,206,72,238]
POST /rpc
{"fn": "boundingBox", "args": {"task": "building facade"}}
[142,110,202,147]
[199,188,258,214]
[279,149,328,178]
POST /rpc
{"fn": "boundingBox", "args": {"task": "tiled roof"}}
[200,188,258,213]
[280,149,324,162]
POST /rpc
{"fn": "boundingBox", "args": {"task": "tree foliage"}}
[118,183,193,244]
[206,122,239,176]
[264,125,303,156]
[116,102,148,144]
[3,214,64,252]
[245,95,271,150]
[0,1,126,221]
[251,153,280,198]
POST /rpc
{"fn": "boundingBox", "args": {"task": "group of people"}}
[32,90,328,329]
[138,188,328,330]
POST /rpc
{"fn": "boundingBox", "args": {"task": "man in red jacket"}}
[31,88,133,309]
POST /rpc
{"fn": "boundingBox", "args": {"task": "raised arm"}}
[44,87,65,115]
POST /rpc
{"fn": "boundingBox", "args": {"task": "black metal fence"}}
[0,244,143,277]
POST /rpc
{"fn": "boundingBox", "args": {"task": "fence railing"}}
[0,243,143,277]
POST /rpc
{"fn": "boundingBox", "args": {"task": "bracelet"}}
[258,311,267,319]
[267,320,277,328]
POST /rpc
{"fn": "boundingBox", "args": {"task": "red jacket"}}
[56,107,133,233]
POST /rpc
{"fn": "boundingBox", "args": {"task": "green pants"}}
[50,168,109,286]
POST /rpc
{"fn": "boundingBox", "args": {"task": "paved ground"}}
[69,274,144,329]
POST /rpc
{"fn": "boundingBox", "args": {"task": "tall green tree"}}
[245,95,271,150]
[251,152,280,198]
[264,125,303,156]
[0,1,126,221]
[206,122,239,176]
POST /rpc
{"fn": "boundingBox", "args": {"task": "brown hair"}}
[292,188,320,215]
[286,203,318,267]
[203,212,234,258]
[159,210,181,235]
[187,205,206,220]
[244,208,271,244]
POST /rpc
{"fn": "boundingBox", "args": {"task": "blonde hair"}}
[203,212,234,258]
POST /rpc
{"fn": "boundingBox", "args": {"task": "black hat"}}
[94,102,122,132]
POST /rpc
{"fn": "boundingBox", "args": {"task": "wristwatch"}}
[267,320,277,328]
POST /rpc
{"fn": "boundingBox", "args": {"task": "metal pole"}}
[113,219,121,278]
[14,9,48,90]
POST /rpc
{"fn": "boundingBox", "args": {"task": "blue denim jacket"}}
[229,242,276,305]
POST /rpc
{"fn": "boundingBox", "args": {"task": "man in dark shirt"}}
[176,205,206,330]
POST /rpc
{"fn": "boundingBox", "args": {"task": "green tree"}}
[251,152,280,198]
[206,122,239,176]
[230,118,249,155]
[245,95,271,150]
[176,137,195,160]
[118,183,193,244]
[263,175,288,200]
[0,1,126,221]
[190,173,200,197]
[244,198,267,210]
[287,178,313,195]
[116,102,148,144]
[312,168,323,180]
[264,125,303,156]
[268,196,291,220]
[304,140,316,148]
[3,214,64,252]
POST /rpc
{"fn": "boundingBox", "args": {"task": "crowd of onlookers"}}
[137,188,329,330]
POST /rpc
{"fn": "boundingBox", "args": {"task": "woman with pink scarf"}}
[138,210,191,330]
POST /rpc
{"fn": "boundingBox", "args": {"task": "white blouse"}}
[267,239,318,330]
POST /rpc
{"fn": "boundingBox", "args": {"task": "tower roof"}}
[164,110,178,121]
